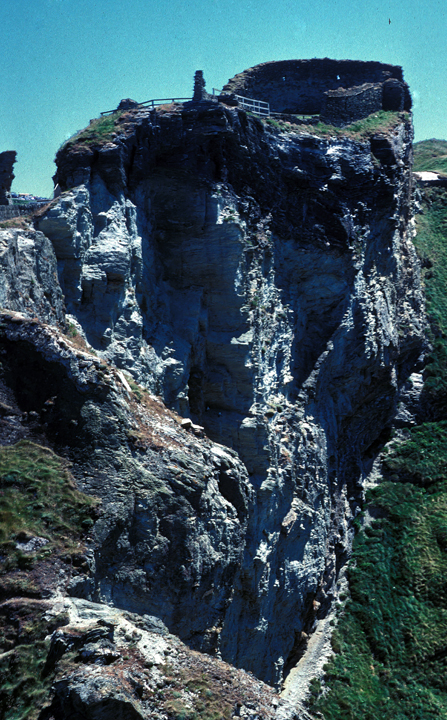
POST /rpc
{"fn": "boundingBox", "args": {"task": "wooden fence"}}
[102,93,270,118]
[101,98,192,116]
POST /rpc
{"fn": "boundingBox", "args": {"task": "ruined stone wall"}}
[382,77,407,111]
[222,58,411,120]
[321,82,383,126]
[0,203,46,220]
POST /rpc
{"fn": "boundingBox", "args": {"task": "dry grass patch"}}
[0,216,32,230]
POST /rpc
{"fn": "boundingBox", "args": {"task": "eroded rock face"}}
[0,97,421,696]
[38,101,427,686]
[0,313,253,641]
[0,150,16,205]
[5,596,281,720]
[0,228,64,325]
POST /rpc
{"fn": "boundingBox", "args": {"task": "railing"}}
[101,98,192,116]
[101,92,270,118]
[212,89,270,117]
[234,94,270,117]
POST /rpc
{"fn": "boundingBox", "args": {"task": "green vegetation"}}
[61,110,125,149]
[414,139,447,176]
[309,477,447,719]
[383,422,447,485]
[0,637,53,720]
[0,441,99,719]
[162,666,233,720]
[67,322,78,338]
[264,111,408,141]
[308,142,447,719]
[0,606,70,720]
[0,216,32,230]
[412,180,447,418]
[0,440,98,574]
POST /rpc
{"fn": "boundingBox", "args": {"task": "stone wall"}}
[0,203,48,220]
[222,58,411,121]
[321,82,383,126]
[382,77,406,111]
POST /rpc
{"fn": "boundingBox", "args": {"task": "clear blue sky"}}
[1,0,446,196]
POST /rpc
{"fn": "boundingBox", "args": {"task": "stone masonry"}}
[222,58,411,125]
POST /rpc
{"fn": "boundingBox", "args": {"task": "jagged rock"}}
[41,597,282,720]
[53,673,145,719]
[0,311,255,654]
[15,536,49,553]
[0,151,16,205]
[0,229,65,325]
[117,98,140,112]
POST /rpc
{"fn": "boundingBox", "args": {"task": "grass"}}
[0,639,53,720]
[308,141,447,719]
[382,422,447,485]
[0,440,99,572]
[264,111,408,141]
[0,217,32,230]
[414,139,447,176]
[63,323,100,356]
[0,607,70,720]
[308,476,447,719]
[60,110,126,150]
[59,102,183,153]
[161,666,233,720]
[0,441,99,719]
[411,180,447,419]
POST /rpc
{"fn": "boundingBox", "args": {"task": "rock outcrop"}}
[0,150,16,205]
[0,228,64,325]
[0,61,427,715]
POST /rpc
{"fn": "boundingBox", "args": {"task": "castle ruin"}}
[221,58,411,126]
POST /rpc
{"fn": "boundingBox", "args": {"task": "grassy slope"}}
[308,139,447,720]
[63,106,407,153]
[0,441,99,720]
[264,110,408,141]
[59,110,125,150]
[413,139,447,176]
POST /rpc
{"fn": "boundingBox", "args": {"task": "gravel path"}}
[276,613,336,720]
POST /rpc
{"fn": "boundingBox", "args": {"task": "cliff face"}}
[0,94,426,706]
[34,101,425,685]
[0,151,16,205]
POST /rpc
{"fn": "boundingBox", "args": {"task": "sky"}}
[1,0,446,197]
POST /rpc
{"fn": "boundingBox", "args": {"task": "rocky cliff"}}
[0,151,16,205]
[0,79,427,718]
